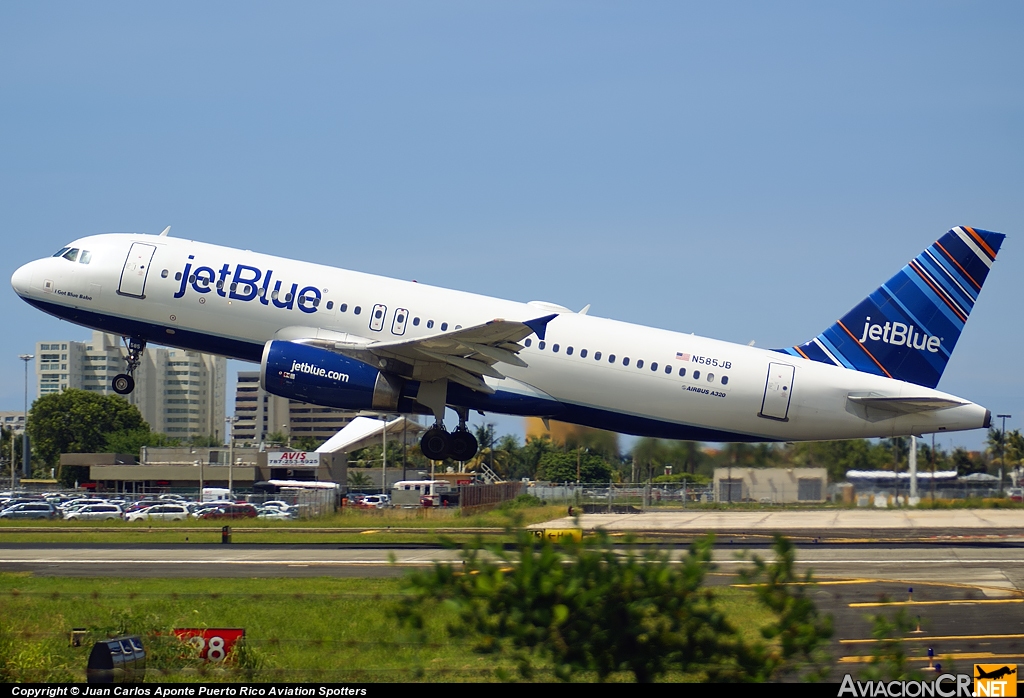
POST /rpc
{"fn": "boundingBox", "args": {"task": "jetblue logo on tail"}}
[858,317,941,353]
[777,226,1005,389]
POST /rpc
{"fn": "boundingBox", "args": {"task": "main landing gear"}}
[419,409,479,462]
[112,337,146,395]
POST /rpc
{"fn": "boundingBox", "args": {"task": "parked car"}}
[0,502,58,519]
[358,494,390,509]
[64,504,123,521]
[198,504,258,520]
[255,506,295,520]
[126,504,191,522]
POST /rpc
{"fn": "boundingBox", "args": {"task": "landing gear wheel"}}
[449,429,478,462]
[420,427,451,461]
[112,374,135,395]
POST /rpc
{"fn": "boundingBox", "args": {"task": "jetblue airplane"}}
[10,226,1005,461]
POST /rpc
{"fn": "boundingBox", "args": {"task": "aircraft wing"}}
[846,396,967,415]
[290,314,558,394]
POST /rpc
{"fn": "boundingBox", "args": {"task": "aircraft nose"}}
[11,261,35,297]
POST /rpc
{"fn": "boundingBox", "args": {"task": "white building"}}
[34,331,226,440]
[0,412,26,434]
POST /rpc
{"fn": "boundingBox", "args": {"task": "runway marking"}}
[840,652,1024,664]
[732,578,877,588]
[842,633,1024,644]
[0,556,436,560]
[850,599,1022,608]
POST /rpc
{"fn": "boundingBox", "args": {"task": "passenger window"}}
[62,248,79,262]
[595,352,602,361]
[354,306,361,315]
[623,357,629,366]
[216,279,224,289]
[230,282,237,292]
[721,376,729,385]
[566,347,573,355]
[455,325,462,329]
[441,322,448,331]
[552,344,559,353]
[340,303,347,312]
[679,367,686,377]
[374,308,383,319]
[413,317,420,326]
[161,270,169,278]
[651,362,658,371]
[175,272,182,281]
[79,251,91,264]
[285,292,293,302]
[326,301,334,310]
[580,349,588,358]
[272,290,279,301]
[259,287,266,298]
[707,373,715,382]
[637,359,644,369]
[538,341,546,350]
[693,370,700,380]
[427,320,434,328]
[525,338,532,347]
[608,354,615,363]
[665,365,672,374]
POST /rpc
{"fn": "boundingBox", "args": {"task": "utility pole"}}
[997,414,1012,495]
[19,354,33,479]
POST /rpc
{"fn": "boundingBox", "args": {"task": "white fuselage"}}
[11,233,990,442]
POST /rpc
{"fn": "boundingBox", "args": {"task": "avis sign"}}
[173,628,245,662]
[267,451,320,468]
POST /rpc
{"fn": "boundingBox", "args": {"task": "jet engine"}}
[260,340,404,412]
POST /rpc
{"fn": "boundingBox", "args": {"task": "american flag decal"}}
[676,352,690,361]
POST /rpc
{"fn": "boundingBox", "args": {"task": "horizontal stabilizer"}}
[779,226,1005,388]
[847,395,966,415]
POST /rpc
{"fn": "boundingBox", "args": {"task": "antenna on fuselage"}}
[158,226,171,237]
[578,304,590,315]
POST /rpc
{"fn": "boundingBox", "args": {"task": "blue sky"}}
[1,2,1021,451]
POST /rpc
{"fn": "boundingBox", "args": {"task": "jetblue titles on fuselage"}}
[173,256,322,313]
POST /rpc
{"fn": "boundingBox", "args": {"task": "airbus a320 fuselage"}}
[11,225,1004,461]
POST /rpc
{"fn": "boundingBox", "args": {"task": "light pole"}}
[997,414,1012,495]
[19,354,33,479]
[195,459,204,501]
[226,416,237,497]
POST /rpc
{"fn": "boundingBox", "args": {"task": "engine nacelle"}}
[260,340,404,412]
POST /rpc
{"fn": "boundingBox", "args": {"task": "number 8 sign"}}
[173,628,245,662]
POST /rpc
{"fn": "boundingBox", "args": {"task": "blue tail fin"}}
[779,226,1005,388]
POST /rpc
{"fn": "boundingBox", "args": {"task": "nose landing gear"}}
[111,337,146,395]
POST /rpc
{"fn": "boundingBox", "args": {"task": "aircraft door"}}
[118,243,157,298]
[391,308,409,336]
[369,304,387,332]
[759,362,795,421]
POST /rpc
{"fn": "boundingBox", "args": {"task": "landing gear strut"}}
[112,337,146,395]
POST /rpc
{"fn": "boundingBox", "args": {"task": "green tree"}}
[536,451,612,483]
[104,428,179,458]
[394,532,831,683]
[347,471,372,489]
[27,389,147,484]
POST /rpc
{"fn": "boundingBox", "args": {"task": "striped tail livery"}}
[780,226,1005,389]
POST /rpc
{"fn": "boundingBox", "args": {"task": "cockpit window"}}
[52,247,70,258]
[79,251,92,264]
[61,248,79,262]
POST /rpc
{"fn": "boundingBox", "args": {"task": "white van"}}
[391,480,451,507]
[201,487,232,503]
